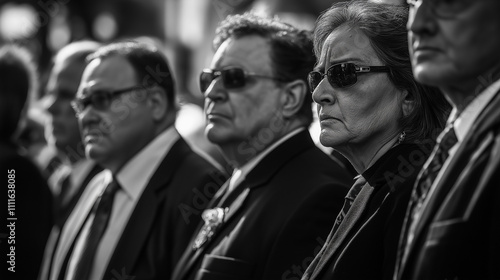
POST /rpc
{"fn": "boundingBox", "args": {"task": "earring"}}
[397,130,406,145]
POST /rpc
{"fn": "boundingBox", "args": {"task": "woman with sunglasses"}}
[302,2,450,280]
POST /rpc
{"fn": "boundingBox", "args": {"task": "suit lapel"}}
[173,182,250,280]
[399,89,500,277]
[39,164,102,280]
[309,179,374,280]
[102,139,193,279]
[50,172,108,280]
[173,130,316,280]
[39,227,60,280]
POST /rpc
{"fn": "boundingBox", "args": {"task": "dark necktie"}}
[71,178,120,280]
[412,125,458,206]
[398,124,458,273]
[409,125,458,225]
[303,176,372,280]
[329,175,364,237]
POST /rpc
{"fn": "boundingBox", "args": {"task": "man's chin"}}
[205,127,232,145]
[85,144,107,163]
[413,66,447,87]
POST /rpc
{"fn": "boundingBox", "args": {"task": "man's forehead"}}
[82,56,136,84]
[212,36,272,69]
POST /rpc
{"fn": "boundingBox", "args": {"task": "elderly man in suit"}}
[38,41,104,280]
[45,41,225,280]
[172,13,351,280]
[42,41,103,227]
[395,0,500,279]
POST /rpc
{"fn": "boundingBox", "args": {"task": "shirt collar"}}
[235,127,305,180]
[70,159,96,187]
[115,126,180,200]
[452,78,500,142]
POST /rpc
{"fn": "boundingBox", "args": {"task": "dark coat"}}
[306,143,430,280]
[172,131,352,280]
[43,138,226,280]
[396,89,500,280]
[1,141,53,280]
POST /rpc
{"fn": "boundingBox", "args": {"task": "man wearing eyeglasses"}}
[45,41,226,280]
[40,41,103,228]
[172,13,351,280]
[395,0,500,279]
[38,41,105,280]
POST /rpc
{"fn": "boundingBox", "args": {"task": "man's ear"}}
[281,80,307,118]
[401,89,415,117]
[148,87,168,121]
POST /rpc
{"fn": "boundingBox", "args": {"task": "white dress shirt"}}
[54,126,180,280]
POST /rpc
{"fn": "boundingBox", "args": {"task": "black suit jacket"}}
[38,162,103,280]
[0,141,53,280]
[44,137,226,280]
[396,88,500,280]
[172,131,352,280]
[306,143,431,280]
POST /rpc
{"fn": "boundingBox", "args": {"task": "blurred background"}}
[0,0,342,168]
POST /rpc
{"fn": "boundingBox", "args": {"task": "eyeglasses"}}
[308,63,390,92]
[71,85,148,116]
[199,67,285,94]
[406,0,474,18]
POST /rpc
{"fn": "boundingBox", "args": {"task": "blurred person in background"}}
[0,44,53,280]
[42,40,103,227]
[38,40,104,280]
[302,2,450,279]
[172,13,352,280]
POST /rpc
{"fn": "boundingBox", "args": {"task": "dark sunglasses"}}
[308,63,390,92]
[199,67,285,94]
[70,85,148,117]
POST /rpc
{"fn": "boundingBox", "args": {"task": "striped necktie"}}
[399,124,458,272]
[411,125,458,218]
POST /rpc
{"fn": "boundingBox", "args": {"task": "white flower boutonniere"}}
[192,207,227,250]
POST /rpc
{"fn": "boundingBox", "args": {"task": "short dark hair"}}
[53,40,101,69]
[214,13,316,126]
[314,1,451,142]
[0,45,37,140]
[87,41,176,112]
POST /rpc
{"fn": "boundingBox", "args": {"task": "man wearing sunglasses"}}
[395,0,500,279]
[172,13,352,280]
[46,42,226,280]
